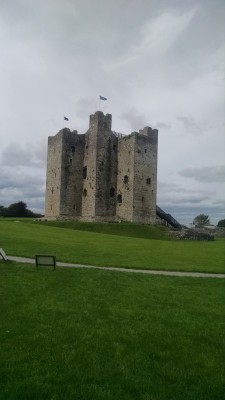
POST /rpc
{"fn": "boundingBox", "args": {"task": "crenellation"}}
[45,111,158,224]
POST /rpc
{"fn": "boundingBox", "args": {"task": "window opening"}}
[146,178,151,185]
[83,189,87,197]
[117,194,122,203]
[83,166,87,179]
[124,175,129,184]
[71,146,75,153]
[110,188,115,197]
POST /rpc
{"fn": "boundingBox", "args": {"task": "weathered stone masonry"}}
[45,111,158,224]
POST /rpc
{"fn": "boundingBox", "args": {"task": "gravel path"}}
[7,255,225,279]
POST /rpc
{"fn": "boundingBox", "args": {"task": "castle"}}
[45,111,158,224]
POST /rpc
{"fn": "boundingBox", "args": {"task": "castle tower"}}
[45,128,85,218]
[81,111,118,219]
[116,128,158,224]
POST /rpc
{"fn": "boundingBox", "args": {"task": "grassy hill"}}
[0,219,223,273]
[4,218,173,240]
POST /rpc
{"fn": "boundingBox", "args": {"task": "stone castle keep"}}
[45,111,158,224]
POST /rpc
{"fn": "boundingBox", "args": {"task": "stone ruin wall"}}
[117,134,135,221]
[60,130,85,217]
[133,128,158,224]
[45,132,63,218]
[45,111,158,224]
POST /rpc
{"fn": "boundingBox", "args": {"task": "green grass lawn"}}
[0,262,224,400]
[0,219,224,273]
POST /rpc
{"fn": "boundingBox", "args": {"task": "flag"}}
[99,95,107,101]
[64,116,69,121]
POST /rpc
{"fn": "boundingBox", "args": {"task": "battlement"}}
[89,111,112,131]
[139,126,158,137]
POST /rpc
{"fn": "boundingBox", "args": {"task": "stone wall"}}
[60,131,85,217]
[117,134,135,221]
[45,131,63,217]
[133,128,158,224]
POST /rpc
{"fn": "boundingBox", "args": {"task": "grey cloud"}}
[156,122,171,129]
[0,167,44,190]
[76,98,99,121]
[176,115,208,134]
[0,166,45,211]
[179,166,225,183]
[1,141,47,168]
[158,181,214,196]
[120,108,150,131]
[0,0,224,222]
[158,192,212,205]
[158,181,180,189]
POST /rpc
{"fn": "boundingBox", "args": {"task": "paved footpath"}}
[7,256,225,279]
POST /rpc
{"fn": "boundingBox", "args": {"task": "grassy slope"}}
[0,262,224,400]
[38,220,172,240]
[0,220,224,273]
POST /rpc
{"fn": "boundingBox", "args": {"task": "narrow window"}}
[83,189,87,197]
[117,194,122,203]
[113,144,116,151]
[146,178,151,185]
[83,166,87,179]
[71,146,75,153]
[142,196,144,202]
[51,187,54,194]
[110,188,115,197]
[124,175,129,184]
[145,149,147,153]
[69,158,72,165]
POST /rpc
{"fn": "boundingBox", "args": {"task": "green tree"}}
[0,205,7,216]
[193,214,210,226]
[217,219,225,227]
[4,201,43,218]
[5,201,29,217]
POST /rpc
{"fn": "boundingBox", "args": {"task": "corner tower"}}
[45,128,85,218]
[116,127,158,224]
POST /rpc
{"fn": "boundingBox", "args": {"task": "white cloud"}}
[179,166,225,183]
[0,0,224,223]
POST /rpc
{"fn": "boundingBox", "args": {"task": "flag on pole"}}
[64,116,69,121]
[99,95,107,101]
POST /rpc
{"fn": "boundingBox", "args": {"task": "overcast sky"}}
[0,0,224,224]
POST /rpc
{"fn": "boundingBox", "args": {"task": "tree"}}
[5,201,29,217]
[193,214,210,226]
[3,201,43,218]
[0,205,7,217]
[217,219,225,227]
